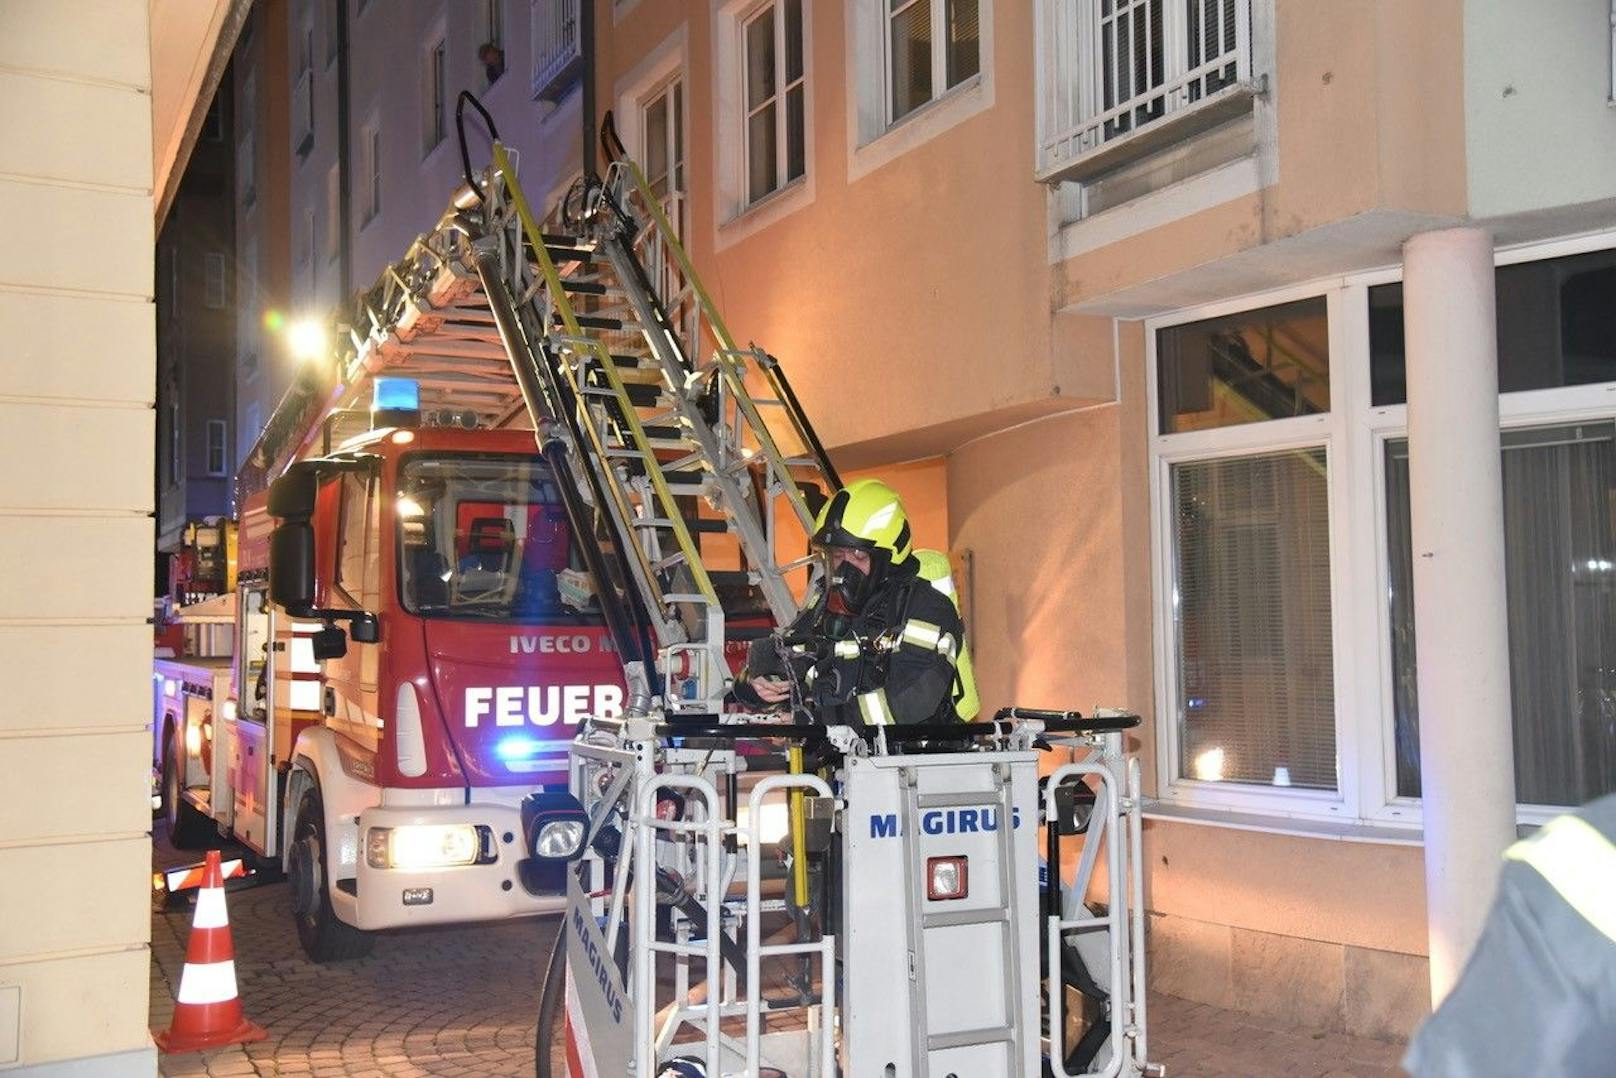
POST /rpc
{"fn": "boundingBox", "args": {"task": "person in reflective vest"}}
[1404,791,1616,1076]
[734,479,976,725]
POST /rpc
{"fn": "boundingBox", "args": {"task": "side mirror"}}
[268,465,319,520]
[311,622,348,661]
[269,522,316,614]
[349,612,380,644]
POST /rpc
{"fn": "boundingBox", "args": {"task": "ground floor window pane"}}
[1387,423,1616,806]
[1171,447,1338,790]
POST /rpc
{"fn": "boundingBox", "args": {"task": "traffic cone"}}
[153,850,267,1053]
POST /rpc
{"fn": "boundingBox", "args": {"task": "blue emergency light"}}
[496,735,543,761]
[374,377,421,412]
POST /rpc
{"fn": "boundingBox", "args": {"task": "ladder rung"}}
[565,314,637,333]
[929,1027,1013,1051]
[634,516,728,534]
[662,594,713,604]
[541,244,594,264]
[706,570,755,589]
[561,279,609,296]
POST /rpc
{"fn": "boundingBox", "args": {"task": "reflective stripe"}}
[901,620,957,664]
[833,639,861,659]
[857,689,893,725]
[1505,814,1616,943]
[902,620,942,649]
[176,959,239,1005]
[192,886,229,929]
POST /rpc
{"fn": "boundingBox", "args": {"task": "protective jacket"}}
[1404,791,1616,1077]
[734,559,965,725]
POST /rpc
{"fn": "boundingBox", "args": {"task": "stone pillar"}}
[1402,227,1517,1004]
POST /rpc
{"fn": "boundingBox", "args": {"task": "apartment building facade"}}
[234,0,1616,1038]
[156,86,237,557]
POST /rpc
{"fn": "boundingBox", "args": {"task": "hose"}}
[455,91,499,204]
[533,925,566,1078]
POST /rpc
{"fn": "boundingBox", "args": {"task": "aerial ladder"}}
[437,95,1158,1078]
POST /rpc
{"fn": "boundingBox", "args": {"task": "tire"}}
[287,786,374,962]
[162,730,216,850]
[534,926,567,1077]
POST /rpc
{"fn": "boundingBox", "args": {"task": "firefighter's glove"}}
[807,637,864,709]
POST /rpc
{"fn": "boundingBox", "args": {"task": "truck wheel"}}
[162,731,215,850]
[288,787,374,962]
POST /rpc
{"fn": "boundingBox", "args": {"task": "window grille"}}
[1040,0,1251,176]
[531,0,582,101]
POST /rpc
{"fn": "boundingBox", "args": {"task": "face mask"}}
[824,548,873,613]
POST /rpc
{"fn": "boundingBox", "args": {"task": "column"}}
[1402,227,1517,1004]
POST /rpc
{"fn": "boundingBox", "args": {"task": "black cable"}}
[532,926,566,1078]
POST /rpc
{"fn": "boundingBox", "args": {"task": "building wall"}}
[0,2,199,1071]
[1465,0,1616,220]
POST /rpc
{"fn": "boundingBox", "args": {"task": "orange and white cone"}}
[153,850,267,1053]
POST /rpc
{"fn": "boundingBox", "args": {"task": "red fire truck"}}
[156,219,641,958]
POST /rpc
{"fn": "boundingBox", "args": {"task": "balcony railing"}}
[1039,0,1254,182]
[531,0,583,102]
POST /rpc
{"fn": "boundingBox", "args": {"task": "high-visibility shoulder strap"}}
[1505,814,1616,943]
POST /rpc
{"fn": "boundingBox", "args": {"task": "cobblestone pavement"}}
[150,831,1408,1076]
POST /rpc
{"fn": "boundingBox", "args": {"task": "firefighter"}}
[1403,791,1616,1076]
[734,479,967,725]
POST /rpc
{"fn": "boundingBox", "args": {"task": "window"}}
[742,0,806,204]
[479,0,506,85]
[1386,425,1616,808]
[336,470,380,603]
[886,0,979,122]
[396,456,604,624]
[531,0,582,101]
[641,77,685,205]
[204,252,227,308]
[423,36,447,153]
[238,71,257,206]
[1154,296,1338,798]
[1158,297,1329,433]
[205,420,229,477]
[1369,249,1616,406]
[326,164,342,260]
[360,118,380,224]
[1037,0,1254,180]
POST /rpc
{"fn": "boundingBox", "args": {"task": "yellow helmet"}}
[812,479,913,609]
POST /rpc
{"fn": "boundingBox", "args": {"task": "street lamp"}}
[286,318,330,362]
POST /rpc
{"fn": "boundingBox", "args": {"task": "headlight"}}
[534,819,585,859]
[366,824,482,870]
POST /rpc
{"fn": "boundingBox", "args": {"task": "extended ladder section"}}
[466,141,841,711]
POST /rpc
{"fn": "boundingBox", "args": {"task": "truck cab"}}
[245,422,625,959]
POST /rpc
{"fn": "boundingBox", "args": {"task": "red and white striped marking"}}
[165,857,247,893]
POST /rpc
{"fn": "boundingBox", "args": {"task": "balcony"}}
[531,0,583,102]
[1038,0,1258,184]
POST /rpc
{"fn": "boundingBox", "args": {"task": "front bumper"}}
[351,800,564,930]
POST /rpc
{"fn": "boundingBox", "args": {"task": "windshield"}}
[396,455,602,625]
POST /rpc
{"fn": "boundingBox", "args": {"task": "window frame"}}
[844,0,995,183]
[423,29,448,156]
[882,0,979,127]
[205,419,229,477]
[713,0,815,245]
[740,0,807,208]
[203,252,227,309]
[1146,229,1616,835]
[360,114,381,226]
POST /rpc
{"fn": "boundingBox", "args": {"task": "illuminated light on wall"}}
[1193,746,1226,782]
[287,318,330,361]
